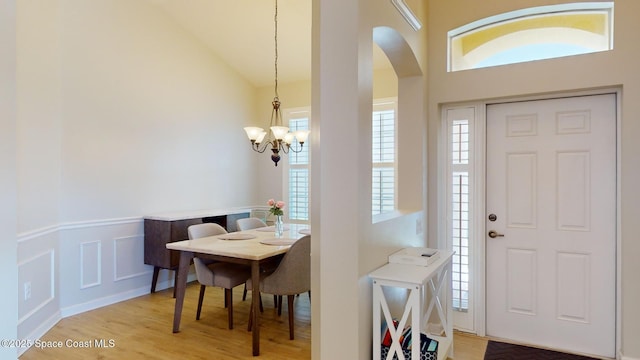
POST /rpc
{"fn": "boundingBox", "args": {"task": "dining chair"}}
[188,223,251,330]
[247,235,310,340]
[235,217,274,302]
[236,217,267,231]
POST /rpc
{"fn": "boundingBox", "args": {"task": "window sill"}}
[372,209,419,225]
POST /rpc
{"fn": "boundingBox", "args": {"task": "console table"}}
[369,250,454,360]
[143,208,251,294]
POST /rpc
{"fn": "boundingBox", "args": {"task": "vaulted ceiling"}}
[146,0,391,88]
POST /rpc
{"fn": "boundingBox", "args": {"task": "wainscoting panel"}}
[18,250,54,324]
[80,240,101,289]
[16,217,173,348]
[114,234,147,282]
[58,218,150,310]
[17,229,60,346]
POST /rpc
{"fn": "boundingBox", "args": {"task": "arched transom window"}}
[448,2,614,71]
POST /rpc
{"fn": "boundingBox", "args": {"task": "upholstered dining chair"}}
[187,223,251,330]
[247,235,310,340]
[235,217,271,302]
[236,217,268,231]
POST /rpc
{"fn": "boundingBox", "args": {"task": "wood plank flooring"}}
[454,331,489,359]
[19,282,488,359]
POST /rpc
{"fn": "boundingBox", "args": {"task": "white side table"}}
[369,250,454,360]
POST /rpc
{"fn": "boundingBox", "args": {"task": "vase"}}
[274,215,284,238]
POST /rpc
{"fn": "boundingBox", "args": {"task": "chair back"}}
[188,223,227,240]
[187,223,228,283]
[236,217,267,231]
[261,235,311,296]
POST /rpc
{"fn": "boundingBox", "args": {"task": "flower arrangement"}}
[267,199,285,216]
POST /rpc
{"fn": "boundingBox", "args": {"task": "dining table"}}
[166,222,310,356]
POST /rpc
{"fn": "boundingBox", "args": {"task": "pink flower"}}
[267,198,285,216]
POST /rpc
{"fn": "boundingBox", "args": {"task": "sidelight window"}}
[445,106,476,332]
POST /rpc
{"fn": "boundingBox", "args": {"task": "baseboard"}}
[61,286,150,318]
[621,354,640,360]
[60,273,197,318]
[17,310,62,357]
[18,273,198,358]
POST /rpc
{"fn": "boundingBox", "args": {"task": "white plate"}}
[217,233,256,240]
[260,238,296,246]
[298,228,311,235]
[256,226,290,232]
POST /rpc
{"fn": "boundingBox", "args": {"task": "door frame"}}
[439,88,622,357]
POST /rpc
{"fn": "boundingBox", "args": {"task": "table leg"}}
[173,269,178,298]
[172,251,193,333]
[150,266,160,293]
[251,260,261,356]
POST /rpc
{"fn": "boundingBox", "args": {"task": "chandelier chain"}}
[274,0,279,99]
[244,0,307,166]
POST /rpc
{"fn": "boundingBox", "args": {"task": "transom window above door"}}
[448,2,614,72]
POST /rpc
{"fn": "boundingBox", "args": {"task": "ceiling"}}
[146,0,391,88]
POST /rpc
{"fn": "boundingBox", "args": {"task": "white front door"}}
[485,94,616,358]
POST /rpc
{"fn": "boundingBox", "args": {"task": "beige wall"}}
[427,0,640,358]
[55,0,259,221]
[0,0,18,358]
[34,0,259,222]
[373,68,400,99]
[17,0,62,232]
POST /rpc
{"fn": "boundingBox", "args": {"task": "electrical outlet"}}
[24,282,31,301]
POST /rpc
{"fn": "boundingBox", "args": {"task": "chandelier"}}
[243,0,309,166]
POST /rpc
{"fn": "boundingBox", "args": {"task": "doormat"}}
[484,340,600,360]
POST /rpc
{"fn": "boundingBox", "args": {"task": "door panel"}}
[486,94,616,358]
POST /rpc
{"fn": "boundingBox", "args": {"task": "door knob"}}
[488,230,504,238]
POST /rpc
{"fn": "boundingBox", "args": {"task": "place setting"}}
[260,238,297,246]
[255,225,290,232]
[216,233,257,240]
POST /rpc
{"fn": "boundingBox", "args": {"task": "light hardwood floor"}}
[19,282,488,359]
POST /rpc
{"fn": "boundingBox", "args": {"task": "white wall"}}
[0,0,18,358]
[312,0,427,358]
[16,0,261,346]
[426,0,640,359]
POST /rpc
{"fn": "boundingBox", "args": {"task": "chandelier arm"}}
[280,141,289,154]
[251,139,271,154]
[287,142,305,153]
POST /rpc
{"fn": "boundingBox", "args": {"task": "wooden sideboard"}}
[144,208,251,294]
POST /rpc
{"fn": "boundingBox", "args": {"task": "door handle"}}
[488,230,504,238]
